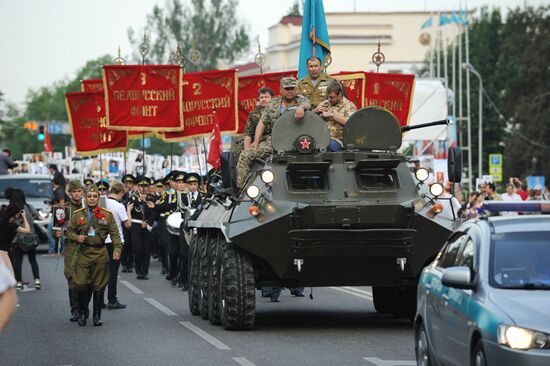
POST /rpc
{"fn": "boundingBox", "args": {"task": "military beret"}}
[86,184,99,194]
[281,76,297,88]
[185,172,201,184]
[122,174,136,183]
[83,178,94,186]
[96,180,110,191]
[136,176,151,186]
[68,179,83,192]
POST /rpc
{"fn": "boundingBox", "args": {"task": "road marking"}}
[179,321,231,350]
[144,298,178,316]
[330,287,373,300]
[341,286,373,297]
[233,357,256,366]
[364,357,416,366]
[120,280,144,294]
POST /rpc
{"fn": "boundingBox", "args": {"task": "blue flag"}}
[298,0,331,79]
[439,13,451,26]
[420,16,432,29]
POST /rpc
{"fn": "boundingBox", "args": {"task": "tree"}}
[128,0,250,70]
[286,0,302,17]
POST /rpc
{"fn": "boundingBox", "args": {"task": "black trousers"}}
[167,233,179,280]
[131,223,152,275]
[12,246,40,282]
[157,218,169,270]
[121,226,133,269]
[105,244,121,303]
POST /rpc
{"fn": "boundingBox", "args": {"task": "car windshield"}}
[490,231,550,289]
[0,178,52,199]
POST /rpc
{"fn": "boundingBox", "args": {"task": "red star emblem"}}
[300,138,311,150]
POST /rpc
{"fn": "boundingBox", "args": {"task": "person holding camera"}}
[0,203,32,276]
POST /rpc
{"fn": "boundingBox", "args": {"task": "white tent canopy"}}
[402,78,449,141]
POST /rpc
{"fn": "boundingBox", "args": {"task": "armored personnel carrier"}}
[187,106,462,330]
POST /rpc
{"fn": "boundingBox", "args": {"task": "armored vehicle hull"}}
[188,107,461,330]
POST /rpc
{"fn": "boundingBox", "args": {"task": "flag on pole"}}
[298,0,331,79]
[44,123,52,153]
[207,111,222,170]
[439,13,452,26]
[420,16,433,29]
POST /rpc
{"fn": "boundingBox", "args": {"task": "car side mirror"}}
[442,266,475,290]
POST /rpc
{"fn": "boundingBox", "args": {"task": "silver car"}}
[415,212,550,366]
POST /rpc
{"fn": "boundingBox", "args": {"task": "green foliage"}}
[286,0,302,16]
[429,6,550,180]
[128,0,250,70]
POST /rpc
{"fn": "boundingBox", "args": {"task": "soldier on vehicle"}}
[66,184,122,326]
[237,77,311,188]
[233,87,275,161]
[297,56,334,108]
[314,80,357,151]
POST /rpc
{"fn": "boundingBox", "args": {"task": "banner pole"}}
[141,133,146,176]
[99,153,103,182]
[170,143,173,170]
[194,138,203,175]
[202,136,208,175]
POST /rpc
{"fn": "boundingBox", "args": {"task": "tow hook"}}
[396,257,407,272]
[294,258,304,272]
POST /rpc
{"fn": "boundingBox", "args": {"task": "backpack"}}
[16,204,39,251]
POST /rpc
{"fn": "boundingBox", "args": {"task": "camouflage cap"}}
[86,184,99,194]
[68,179,83,192]
[280,76,297,89]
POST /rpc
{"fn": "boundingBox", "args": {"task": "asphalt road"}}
[1,254,416,366]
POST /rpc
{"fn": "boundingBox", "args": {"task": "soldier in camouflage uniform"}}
[314,80,357,151]
[236,77,311,188]
[231,88,275,161]
[63,180,85,322]
[66,184,122,327]
[297,56,335,108]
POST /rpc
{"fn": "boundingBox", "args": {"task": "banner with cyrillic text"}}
[364,72,415,126]
[102,65,183,131]
[65,91,128,156]
[81,79,104,92]
[159,69,238,141]
[237,71,298,133]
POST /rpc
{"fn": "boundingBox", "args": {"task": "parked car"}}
[0,173,53,244]
[415,203,550,366]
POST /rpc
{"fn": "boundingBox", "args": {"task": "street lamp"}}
[462,62,483,179]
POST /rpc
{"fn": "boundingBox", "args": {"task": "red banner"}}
[332,72,365,109]
[102,64,183,132]
[65,91,128,156]
[237,71,298,133]
[81,79,104,92]
[159,69,238,141]
[363,72,415,126]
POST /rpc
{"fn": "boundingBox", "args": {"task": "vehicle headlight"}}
[246,185,260,199]
[415,167,429,182]
[429,182,444,197]
[260,169,274,184]
[498,325,549,350]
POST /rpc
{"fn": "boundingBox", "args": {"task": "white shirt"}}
[105,197,128,244]
[0,259,15,293]
[501,192,522,216]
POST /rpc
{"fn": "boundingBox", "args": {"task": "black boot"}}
[85,287,93,319]
[76,289,88,326]
[69,288,79,322]
[93,290,104,326]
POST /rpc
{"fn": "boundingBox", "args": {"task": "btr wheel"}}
[472,340,487,366]
[199,230,211,320]
[218,243,255,331]
[372,287,394,314]
[208,232,222,325]
[415,323,433,366]
[187,231,201,315]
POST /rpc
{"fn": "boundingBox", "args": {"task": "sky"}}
[0,0,545,107]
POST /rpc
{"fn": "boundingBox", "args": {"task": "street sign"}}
[488,153,503,182]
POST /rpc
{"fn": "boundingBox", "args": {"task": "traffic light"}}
[37,125,45,141]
